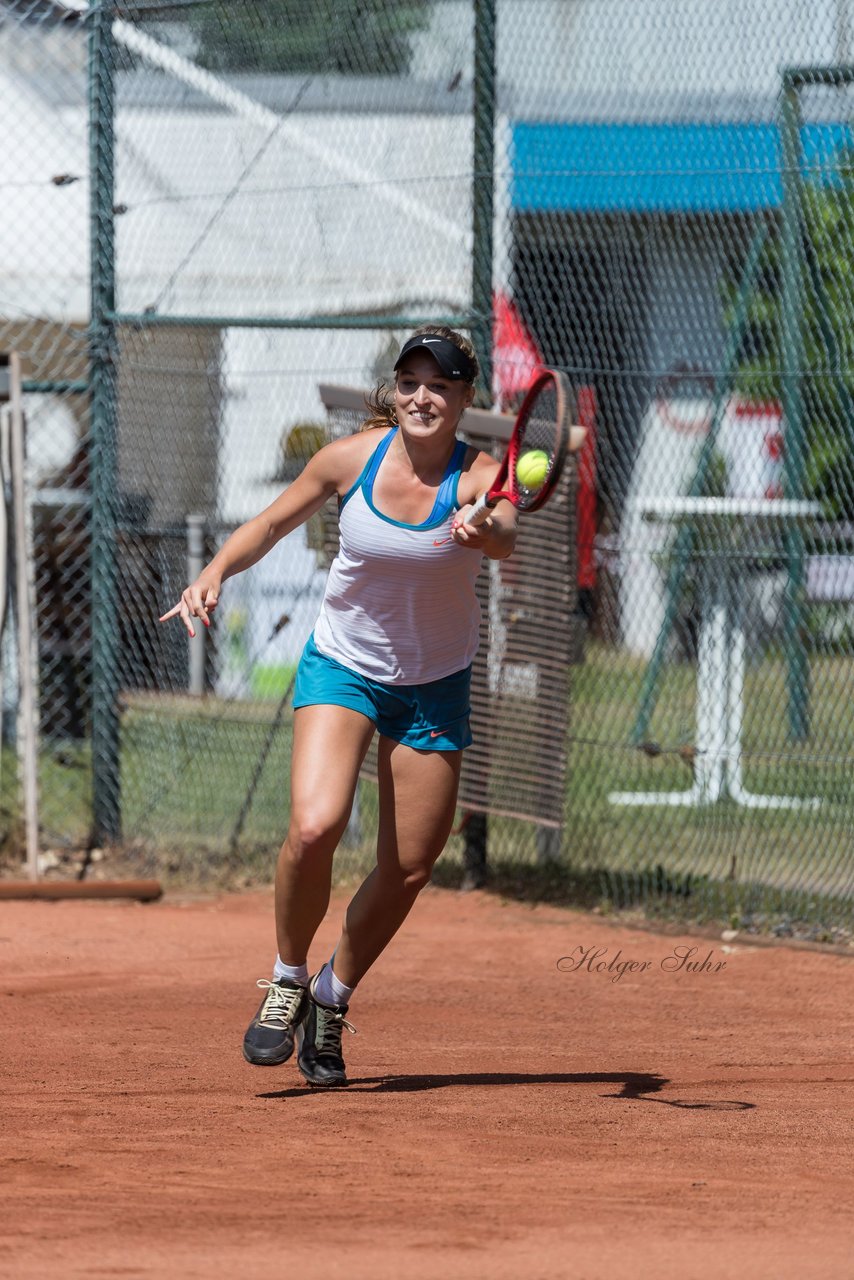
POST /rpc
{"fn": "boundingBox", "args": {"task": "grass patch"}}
[13,643,854,936]
[249,664,297,700]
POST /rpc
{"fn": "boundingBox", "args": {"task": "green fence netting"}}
[2,0,853,939]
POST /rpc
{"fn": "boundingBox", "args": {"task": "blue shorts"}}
[293,634,473,752]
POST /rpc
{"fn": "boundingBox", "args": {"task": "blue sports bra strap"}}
[341,427,397,509]
[429,437,470,523]
[451,436,469,471]
[362,427,397,494]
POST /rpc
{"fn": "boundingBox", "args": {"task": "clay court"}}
[2,884,852,1279]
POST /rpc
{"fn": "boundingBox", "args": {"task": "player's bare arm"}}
[158,432,380,635]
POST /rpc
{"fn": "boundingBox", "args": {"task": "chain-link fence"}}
[2,0,854,938]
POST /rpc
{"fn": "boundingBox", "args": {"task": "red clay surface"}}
[2,884,853,1279]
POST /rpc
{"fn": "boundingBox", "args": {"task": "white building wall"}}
[413,0,851,105]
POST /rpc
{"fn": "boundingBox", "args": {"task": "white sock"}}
[314,959,355,1008]
[272,955,309,986]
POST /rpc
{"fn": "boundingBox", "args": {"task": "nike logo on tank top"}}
[313,429,483,684]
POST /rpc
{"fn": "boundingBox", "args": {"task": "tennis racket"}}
[467,367,571,527]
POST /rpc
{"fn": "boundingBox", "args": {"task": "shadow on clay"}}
[257,1070,754,1109]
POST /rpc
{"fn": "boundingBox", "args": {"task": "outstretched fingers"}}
[158,584,219,637]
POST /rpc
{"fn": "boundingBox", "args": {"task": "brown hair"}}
[362,325,480,431]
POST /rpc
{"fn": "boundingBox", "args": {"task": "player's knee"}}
[286,812,344,861]
[400,864,433,895]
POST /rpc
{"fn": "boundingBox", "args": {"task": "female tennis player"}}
[160,326,517,1087]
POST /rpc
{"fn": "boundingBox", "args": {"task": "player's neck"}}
[390,428,458,485]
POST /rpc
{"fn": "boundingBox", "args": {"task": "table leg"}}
[610,571,820,808]
[696,595,727,802]
[724,616,820,810]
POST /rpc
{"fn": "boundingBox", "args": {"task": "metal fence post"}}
[464,0,497,888]
[8,355,41,880]
[89,1,121,841]
[780,72,809,741]
[471,0,496,399]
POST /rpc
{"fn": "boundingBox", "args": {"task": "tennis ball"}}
[516,449,549,488]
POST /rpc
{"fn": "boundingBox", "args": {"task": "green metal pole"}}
[89,1,121,842]
[471,0,496,405]
[462,0,497,889]
[630,223,768,745]
[780,74,809,741]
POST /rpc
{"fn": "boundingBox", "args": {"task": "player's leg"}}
[243,703,375,1067]
[335,739,462,985]
[296,740,461,1086]
[276,703,376,963]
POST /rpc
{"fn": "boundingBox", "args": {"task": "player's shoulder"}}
[314,426,392,491]
[457,442,499,505]
[319,424,389,459]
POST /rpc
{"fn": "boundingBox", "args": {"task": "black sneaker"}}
[296,969,357,1088]
[242,978,308,1066]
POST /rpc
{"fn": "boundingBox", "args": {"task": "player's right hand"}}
[158,573,222,638]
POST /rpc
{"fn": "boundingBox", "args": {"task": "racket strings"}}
[516,385,562,510]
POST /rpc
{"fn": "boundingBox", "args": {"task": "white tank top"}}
[313,429,483,684]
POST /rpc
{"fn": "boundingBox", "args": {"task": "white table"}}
[609,496,822,809]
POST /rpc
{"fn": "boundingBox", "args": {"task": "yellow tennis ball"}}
[516,449,549,488]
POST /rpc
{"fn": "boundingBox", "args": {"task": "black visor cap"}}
[393,335,477,383]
